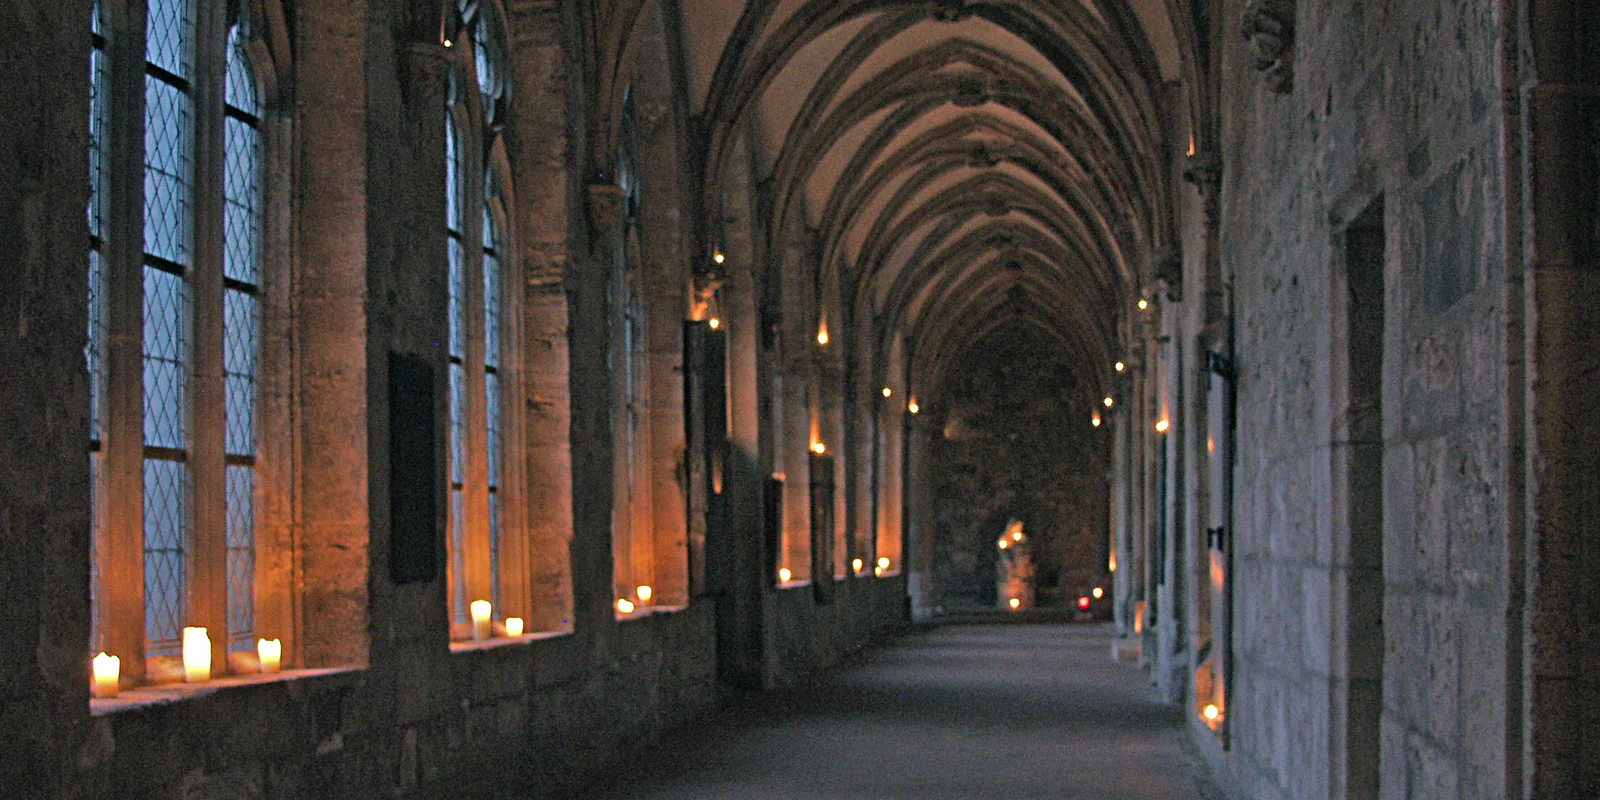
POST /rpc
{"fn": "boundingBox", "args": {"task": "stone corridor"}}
[5,0,1599,798]
[584,623,1222,800]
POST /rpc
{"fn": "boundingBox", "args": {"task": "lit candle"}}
[470,600,492,640]
[877,557,890,571]
[852,558,863,573]
[505,617,525,637]
[182,627,211,683]
[778,567,792,583]
[617,598,636,614]
[636,585,653,605]
[1009,598,1021,610]
[92,652,120,698]
[258,638,282,674]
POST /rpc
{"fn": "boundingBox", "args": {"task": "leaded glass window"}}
[223,24,260,652]
[90,0,274,678]
[142,0,195,658]
[446,115,469,626]
[484,206,503,608]
[88,0,109,652]
[442,2,518,636]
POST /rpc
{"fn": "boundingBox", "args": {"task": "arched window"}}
[444,1,523,640]
[89,0,272,682]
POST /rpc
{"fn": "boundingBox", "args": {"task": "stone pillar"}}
[296,0,371,669]
[574,182,626,641]
[905,415,939,618]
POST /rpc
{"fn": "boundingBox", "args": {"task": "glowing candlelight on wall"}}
[505,617,525,637]
[257,638,282,674]
[470,600,492,640]
[92,652,120,698]
[778,567,792,583]
[617,598,636,614]
[637,585,653,605]
[183,627,212,683]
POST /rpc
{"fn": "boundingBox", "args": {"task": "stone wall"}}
[926,332,1110,612]
[1208,1,1511,797]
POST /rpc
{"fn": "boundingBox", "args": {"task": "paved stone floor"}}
[582,622,1224,799]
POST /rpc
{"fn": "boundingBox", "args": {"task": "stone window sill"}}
[775,579,812,590]
[614,603,689,622]
[449,629,571,654]
[89,666,363,717]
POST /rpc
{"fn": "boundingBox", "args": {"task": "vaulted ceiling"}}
[608,0,1198,406]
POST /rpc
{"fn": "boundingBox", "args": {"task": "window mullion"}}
[100,0,154,681]
[185,0,231,675]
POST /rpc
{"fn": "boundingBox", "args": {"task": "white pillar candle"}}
[504,617,524,637]
[92,652,120,698]
[258,638,282,674]
[182,627,211,683]
[470,600,492,640]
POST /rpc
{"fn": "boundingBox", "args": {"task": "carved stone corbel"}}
[1153,245,1183,303]
[1239,1,1294,93]
[1183,152,1223,229]
[586,182,627,233]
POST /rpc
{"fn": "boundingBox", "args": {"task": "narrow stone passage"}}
[584,623,1222,799]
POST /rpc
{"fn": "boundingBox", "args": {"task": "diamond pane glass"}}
[449,237,466,360]
[143,267,188,450]
[145,0,191,78]
[89,249,105,440]
[446,116,461,233]
[89,43,107,240]
[144,75,191,267]
[224,116,259,284]
[486,370,502,487]
[226,464,254,649]
[449,362,465,484]
[483,209,501,370]
[488,491,501,610]
[224,289,257,456]
[144,458,187,657]
[450,489,466,624]
[225,26,258,117]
